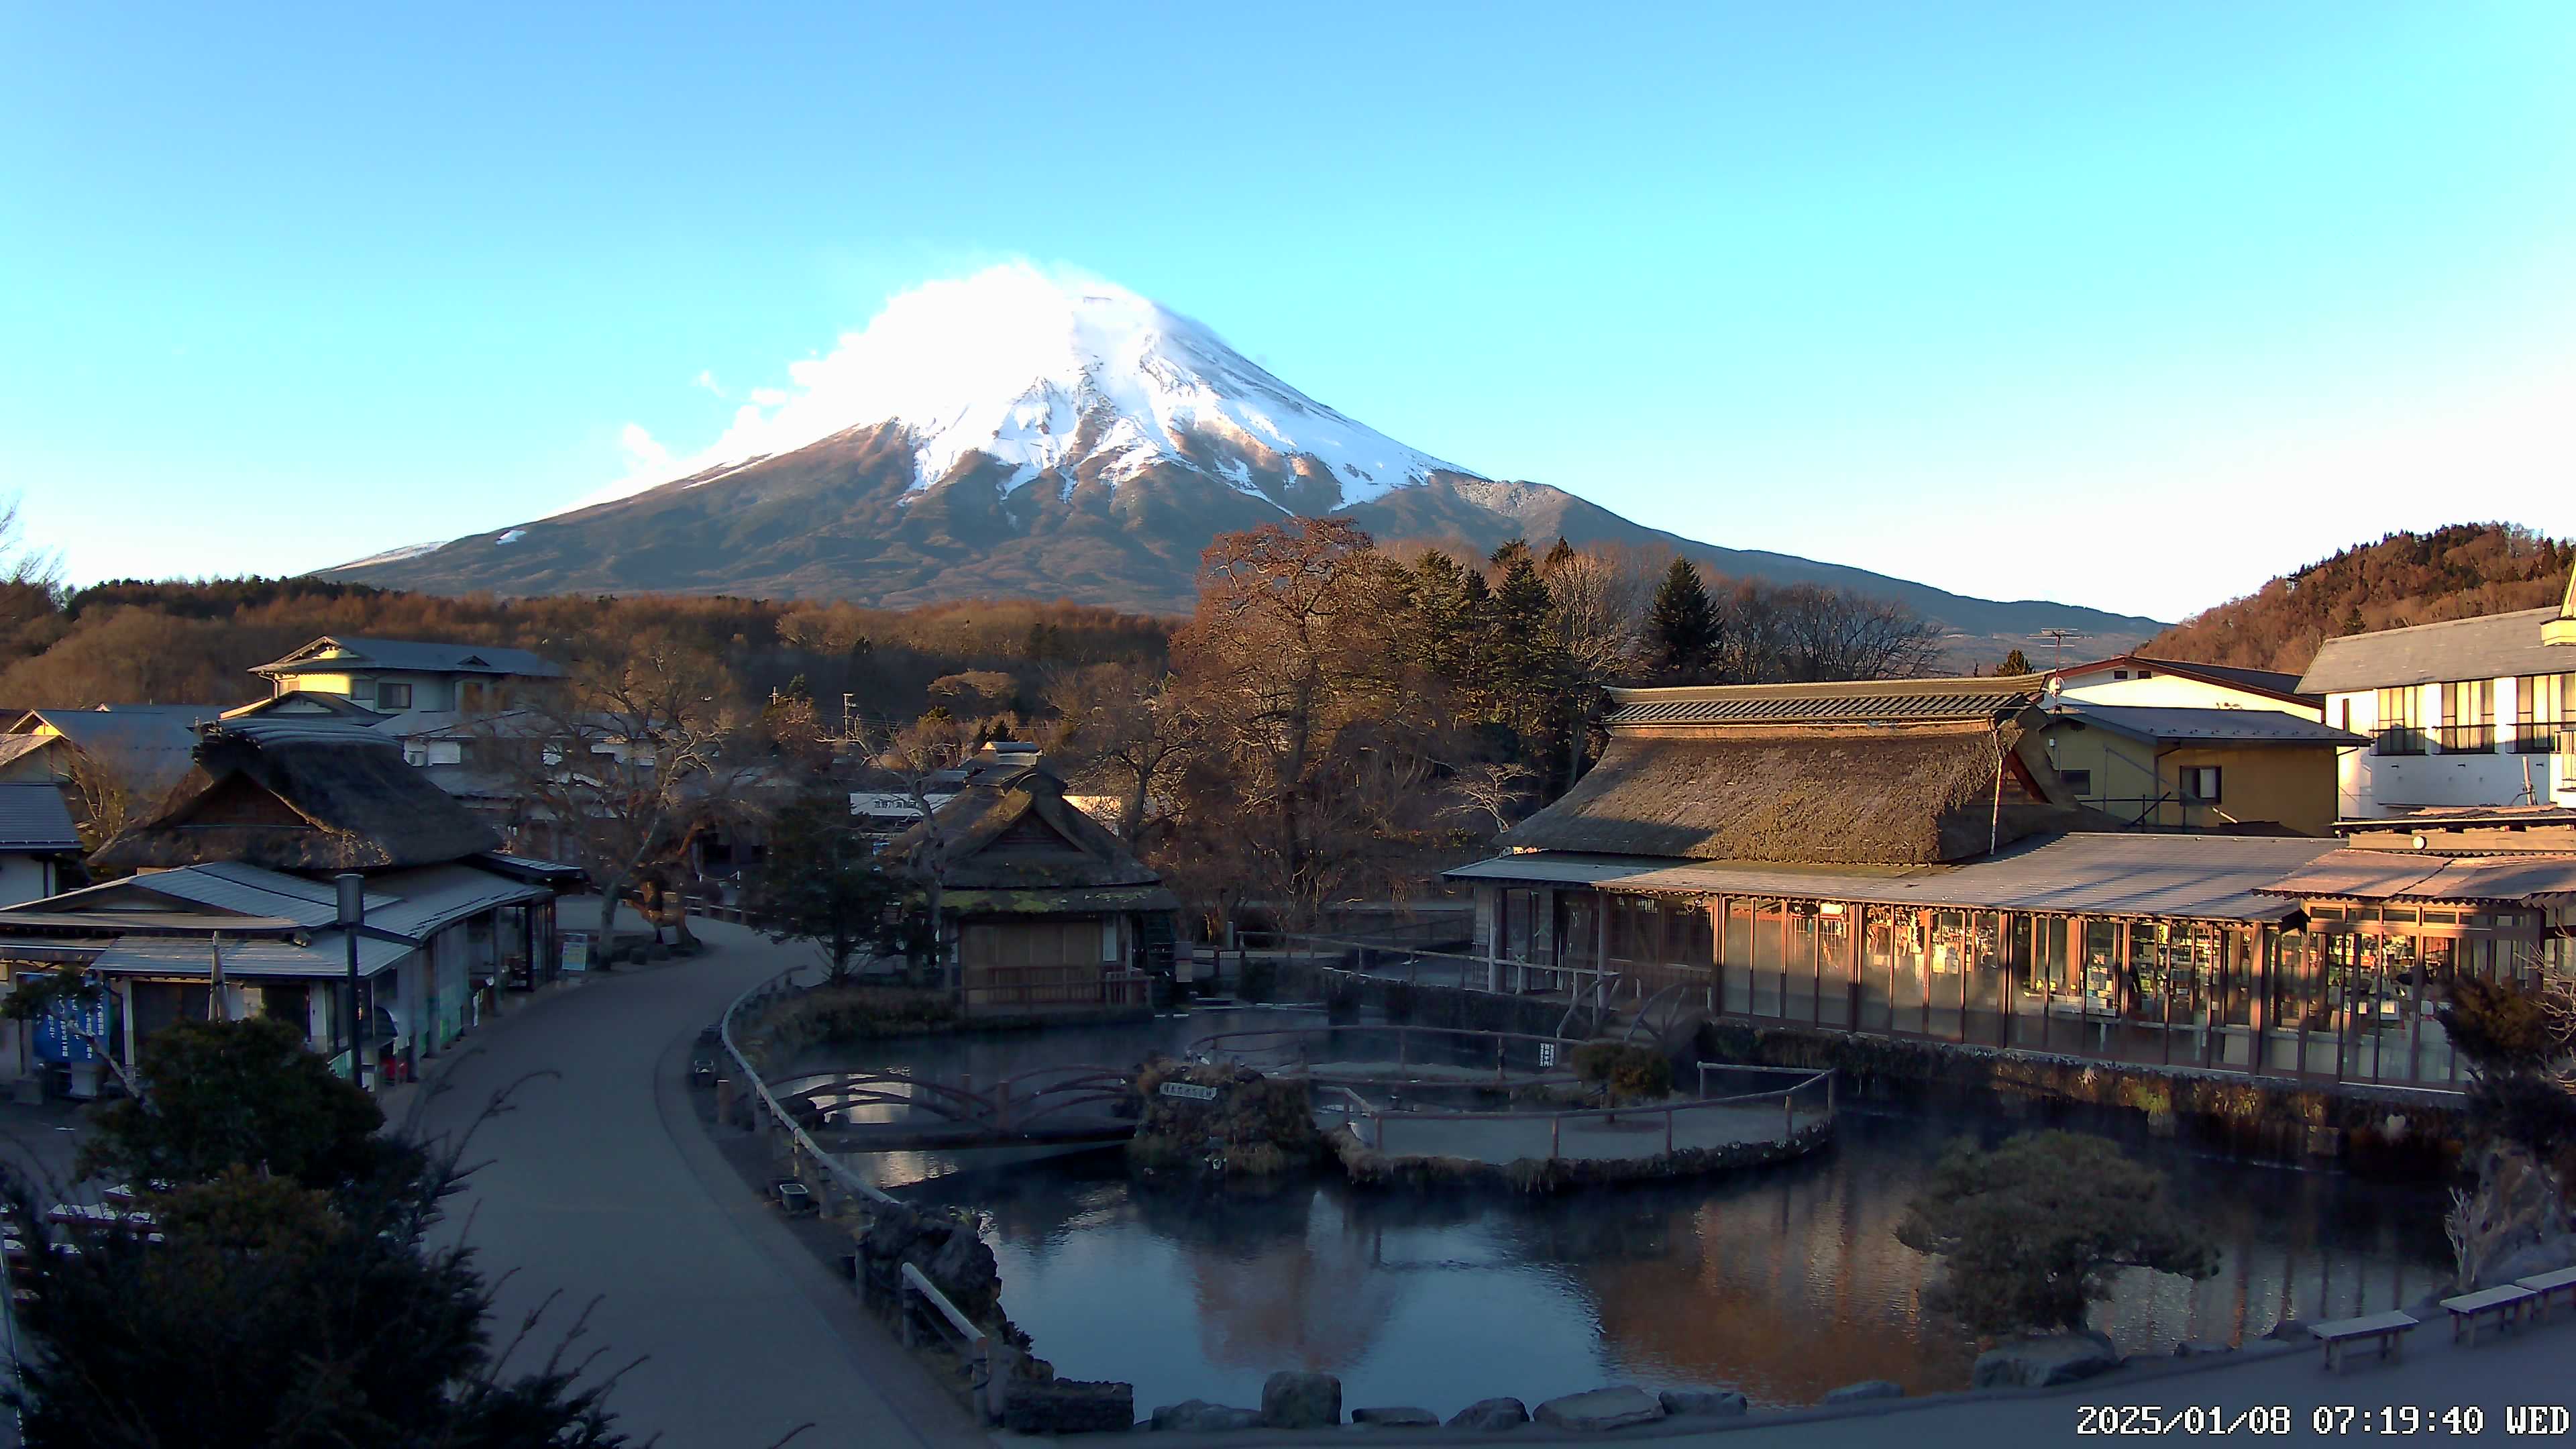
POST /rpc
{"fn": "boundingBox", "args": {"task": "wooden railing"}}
[959,967,1147,1012]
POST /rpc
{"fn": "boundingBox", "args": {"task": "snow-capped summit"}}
[579,264,1476,515]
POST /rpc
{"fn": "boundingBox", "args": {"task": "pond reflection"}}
[812,1018,2451,1415]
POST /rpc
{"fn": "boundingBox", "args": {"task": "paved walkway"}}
[1346,1102,1828,1165]
[409,904,983,1449]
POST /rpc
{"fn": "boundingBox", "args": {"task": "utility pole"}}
[337,873,368,1090]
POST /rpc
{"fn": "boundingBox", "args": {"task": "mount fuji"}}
[324,266,2161,651]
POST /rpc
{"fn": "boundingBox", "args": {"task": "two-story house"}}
[250,636,564,727]
[2035,654,2354,834]
[2296,576,2576,818]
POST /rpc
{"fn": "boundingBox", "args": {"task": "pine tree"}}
[1541,535,1578,575]
[1996,648,2033,676]
[1489,555,1568,745]
[1648,557,1719,679]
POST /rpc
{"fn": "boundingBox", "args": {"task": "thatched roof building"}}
[888,745,1173,1014]
[1500,675,2080,867]
[890,749,1166,898]
[91,717,498,874]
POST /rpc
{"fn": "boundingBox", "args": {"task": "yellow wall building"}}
[2036,702,2363,837]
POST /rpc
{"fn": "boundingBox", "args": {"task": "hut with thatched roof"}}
[887,743,1176,1016]
[0,716,573,1091]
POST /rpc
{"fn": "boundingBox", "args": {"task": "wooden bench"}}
[2513,1267,2576,1322]
[2312,1310,2420,1371]
[2438,1285,2536,1345]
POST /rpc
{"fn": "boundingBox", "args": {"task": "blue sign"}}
[32,989,110,1065]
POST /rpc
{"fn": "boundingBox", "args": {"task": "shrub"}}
[1572,1043,1672,1104]
[1896,1130,2217,1338]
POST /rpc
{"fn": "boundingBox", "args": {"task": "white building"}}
[2296,579,2576,818]
[2049,653,2322,720]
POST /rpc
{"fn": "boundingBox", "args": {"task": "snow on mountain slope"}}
[574,264,1474,515]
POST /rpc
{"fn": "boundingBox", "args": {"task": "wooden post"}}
[1664,1106,1674,1156]
[1550,1114,1562,1159]
[1826,1071,1837,1117]
[1782,1092,1794,1142]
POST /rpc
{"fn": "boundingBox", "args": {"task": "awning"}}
[2258,849,2576,907]
[1448,832,2339,923]
[89,931,414,979]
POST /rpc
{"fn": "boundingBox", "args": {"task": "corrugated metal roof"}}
[2298,607,2570,694]
[2047,702,2367,745]
[0,784,80,851]
[1446,833,2339,921]
[2258,848,2576,905]
[362,864,547,938]
[0,862,394,929]
[252,636,564,679]
[91,930,413,978]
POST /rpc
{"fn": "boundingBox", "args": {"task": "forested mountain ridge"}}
[2145,524,2573,674]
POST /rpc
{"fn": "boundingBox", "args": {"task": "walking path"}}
[409,903,983,1449]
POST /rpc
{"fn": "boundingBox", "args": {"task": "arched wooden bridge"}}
[770,1065,1140,1150]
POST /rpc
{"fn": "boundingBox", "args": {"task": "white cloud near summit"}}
[563,261,1121,513]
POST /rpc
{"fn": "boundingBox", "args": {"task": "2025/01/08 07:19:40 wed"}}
[2079,1404,2573,1434]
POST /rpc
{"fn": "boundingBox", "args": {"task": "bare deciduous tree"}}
[1044,661,1195,845]
[480,631,747,949]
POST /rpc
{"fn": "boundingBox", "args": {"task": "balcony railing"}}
[2512,723,2573,755]
[2373,727,2426,757]
[2431,723,2496,753]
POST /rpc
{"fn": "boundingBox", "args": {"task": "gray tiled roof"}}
[7,706,224,795]
[2048,702,2367,745]
[1450,833,2338,920]
[2257,847,2576,905]
[251,636,565,679]
[0,784,79,851]
[2298,607,2570,694]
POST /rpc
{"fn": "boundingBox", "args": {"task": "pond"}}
[799,1013,2453,1415]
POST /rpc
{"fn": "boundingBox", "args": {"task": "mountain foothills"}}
[322,268,2159,655]
[2145,523,2574,674]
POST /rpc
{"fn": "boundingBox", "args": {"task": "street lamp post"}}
[336,873,367,1091]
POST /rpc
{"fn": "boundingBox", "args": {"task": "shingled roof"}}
[1497,720,2080,867]
[90,719,498,873]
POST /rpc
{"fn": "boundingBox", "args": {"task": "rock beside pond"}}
[2174,1340,2236,1358]
[2477,1234,2576,1290]
[1149,1399,1263,1432]
[1972,1331,2121,1389]
[1260,1371,1342,1430]
[1446,1397,1530,1430]
[2263,1319,2314,1342]
[1002,1379,1132,1434]
[1823,1379,1904,1404]
[1351,1405,1440,1427]
[1660,1387,1750,1417]
[1534,1385,1666,1432]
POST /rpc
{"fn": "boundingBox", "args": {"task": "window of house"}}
[2111,670,2130,680]
[376,682,414,710]
[2138,669,2154,678]
[348,678,375,702]
[2374,686,2424,755]
[2440,680,2494,753]
[2060,768,2094,794]
[2517,674,2569,753]
[2181,766,2221,802]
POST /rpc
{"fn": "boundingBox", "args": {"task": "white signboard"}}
[1538,1042,1558,1068]
[1159,1081,1220,1102]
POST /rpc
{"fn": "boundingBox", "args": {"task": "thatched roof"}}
[1497,720,2078,866]
[91,720,498,873]
[888,765,1164,894]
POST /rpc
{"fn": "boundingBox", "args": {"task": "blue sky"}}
[5,3,2571,621]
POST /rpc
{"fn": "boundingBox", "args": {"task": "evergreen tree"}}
[1540,535,1578,575]
[1648,557,1719,679]
[1489,555,1568,746]
[1996,648,2033,676]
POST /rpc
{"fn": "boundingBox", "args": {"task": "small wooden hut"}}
[889,747,1176,1016]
